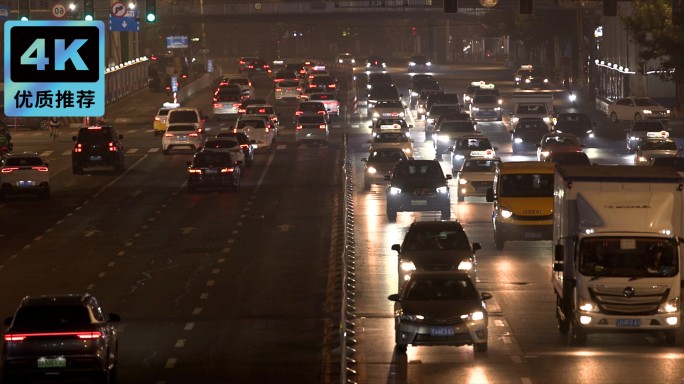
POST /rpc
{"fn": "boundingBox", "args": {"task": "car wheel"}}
[387,208,397,222]
[610,112,618,123]
[162,149,169,155]
[557,297,570,335]
[441,209,451,220]
[634,113,642,121]
[473,342,488,353]
[395,343,407,353]
[569,319,587,346]
[494,231,505,251]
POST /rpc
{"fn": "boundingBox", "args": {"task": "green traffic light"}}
[146,13,156,22]
[85,15,93,21]
[20,16,28,21]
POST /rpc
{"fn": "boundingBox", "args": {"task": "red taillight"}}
[214,103,222,108]
[329,84,336,88]
[248,65,254,69]
[1,167,18,173]
[5,331,102,341]
[275,88,282,92]
[154,116,161,122]
[309,84,316,88]
[317,111,325,115]
[265,127,270,133]
[240,144,249,149]
[299,70,305,74]
[296,87,302,91]
[32,166,49,172]
[392,112,399,116]
[220,167,235,173]
[164,133,174,137]
[295,111,303,116]
[238,108,246,114]
[239,60,246,64]
[74,143,83,153]
[189,132,199,137]
[188,168,202,174]
[296,124,303,130]
[108,142,117,152]
[319,124,327,130]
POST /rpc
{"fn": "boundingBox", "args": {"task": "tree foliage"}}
[479,8,576,50]
[622,0,684,83]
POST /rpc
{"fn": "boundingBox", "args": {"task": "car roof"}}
[21,294,90,307]
[408,220,464,229]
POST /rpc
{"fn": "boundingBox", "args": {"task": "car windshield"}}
[517,120,547,131]
[640,140,677,150]
[430,105,460,114]
[167,125,196,132]
[404,277,478,301]
[548,153,591,165]
[168,110,199,123]
[205,140,239,149]
[215,93,241,101]
[194,152,233,167]
[298,103,325,112]
[279,80,300,88]
[543,136,580,146]
[77,128,114,143]
[5,157,44,166]
[633,98,660,107]
[632,121,665,131]
[246,106,274,115]
[237,120,266,129]
[439,121,473,133]
[500,173,554,197]
[556,114,590,126]
[473,95,498,104]
[13,305,91,329]
[157,109,170,116]
[516,104,548,114]
[579,237,678,278]
[462,159,499,172]
[455,138,491,150]
[395,163,443,178]
[368,150,406,162]
[374,132,408,142]
[376,101,402,108]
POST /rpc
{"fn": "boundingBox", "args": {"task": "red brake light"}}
[164,133,174,137]
[238,108,246,114]
[74,143,83,153]
[188,168,202,174]
[319,124,327,130]
[189,132,199,137]
[214,103,222,108]
[275,88,282,92]
[296,87,302,91]
[258,108,267,113]
[1,167,18,173]
[108,142,117,152]
[240,144,249,149]
[296,124,303,130]
[220,167,235,173]
[309,84,316,88]
[329,84,336,88]
[32,166,49,172]
[5,331,102,341]
[295,111,303,116]
[154,116,161,122]
[77,331,102,339]
[233,103,241,107]
[317,111,325,115]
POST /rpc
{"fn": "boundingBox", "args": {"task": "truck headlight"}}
[500,209,513,219]
[367,166,377,174]
[579,298,599,312]
[403,147,412,155]
[658,298,679,313]
[458,178,468,185]
[436,186,448,194]
[400,260,416,272]
[514,138,523,144]
[389,187,402,195]
[637,156,648,163]
[458,260,473,271]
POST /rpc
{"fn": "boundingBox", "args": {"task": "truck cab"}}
[486,161,555,250]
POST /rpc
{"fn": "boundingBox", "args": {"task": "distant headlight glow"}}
[390,187,402,195]
[436,186,448,194]
[501,209,513,218]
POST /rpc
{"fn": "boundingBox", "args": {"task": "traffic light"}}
[444,0,457,14]
[674,0,684,26]
[520,0,533,14]
[146,0,157,23]
[18,0,29,21]
[83,0,94,21]
[603,0,617,16]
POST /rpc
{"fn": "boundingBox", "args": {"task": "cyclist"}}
[48,116,60,141]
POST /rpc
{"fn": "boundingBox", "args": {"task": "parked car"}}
[608,96,671,123]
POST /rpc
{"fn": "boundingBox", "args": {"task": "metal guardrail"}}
[340,133,358,384]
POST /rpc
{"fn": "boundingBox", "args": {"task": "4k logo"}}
[4,21,104,117]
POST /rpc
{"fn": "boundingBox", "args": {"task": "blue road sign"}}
[0,5,9,20]
[108,15,139,32]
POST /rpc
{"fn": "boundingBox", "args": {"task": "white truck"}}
[509,93,554,131]
[552,165,684,345]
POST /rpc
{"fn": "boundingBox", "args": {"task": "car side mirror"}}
[186,161,192,166]
[481,292,493,301]
[472,242,482,252]
[118,134,124,140]
[391,244,401,253]
[509,130,514,134]
[493,146,499,151]
[368,125,373,129]
[251,140,256,144]
[108,313,121,322]
[388,293,401,302]
[361,158,368,162]
[408,125,414,128]
[446,174,452,180]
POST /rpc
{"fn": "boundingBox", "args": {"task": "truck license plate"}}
[37,357,66,368]
[430,326,455,337]
[411,200,427,206]
[616,319,640,327]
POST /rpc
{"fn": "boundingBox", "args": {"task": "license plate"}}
[524,232,542,239]
[430,326,455,337]
[616,319,640,327]
[37,357,66,368]
[89,156,102,161]
[17,180,35,187]
[205,169,217,174]
[411,200,427,206]
[177,136,187,140]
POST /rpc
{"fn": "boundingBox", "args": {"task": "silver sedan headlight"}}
[389,187,402,195]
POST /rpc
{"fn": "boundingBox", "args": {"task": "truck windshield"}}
[579,237,678,278]
[499,173,554,197]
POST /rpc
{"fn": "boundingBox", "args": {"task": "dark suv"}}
[385,159,452,221]
[391,221,481,289]
[2,294,120,383]
[187,150,242,193]
[71,125,124,174]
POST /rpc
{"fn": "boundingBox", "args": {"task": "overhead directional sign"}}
[108,15,139,32]
[0,5,9,20]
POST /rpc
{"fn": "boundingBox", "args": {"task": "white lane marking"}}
[254,150,276,194]
[217,258,225,263]
[164,358,177,368]
[148,148,160,153]
[40,151,53,157]
[192,307,202,315]
[206,280,215,286]
[117,251,125,256]
[502,336,512,344]
[92,155,148,199]
[211,269,220,274]
[107,262,115,267]
[174,340,186,348]
[97,272,106,278]
[127,148,139,154]
[277,144,286,150]
[61,150,71,156]
[227,239,235,243]
[34,236,43,241]
[183,322,194,331]
[231,230,238,235]
[521,378,533,384]
[511,355,523,364]
[494,319,505,327]
[199,293,208,300]
[86,284,95,290]
[222,248,230,253]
